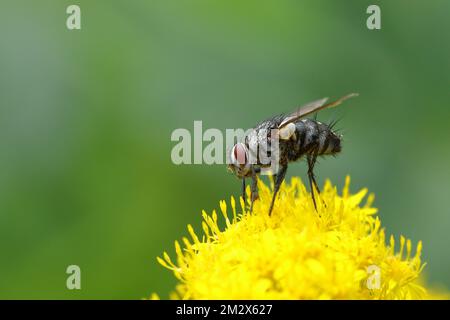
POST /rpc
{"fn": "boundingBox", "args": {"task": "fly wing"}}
[278,93,358,129]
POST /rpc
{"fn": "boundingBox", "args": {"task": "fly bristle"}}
[327,117,342,131]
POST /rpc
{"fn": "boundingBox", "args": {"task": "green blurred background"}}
[1,0,449,299]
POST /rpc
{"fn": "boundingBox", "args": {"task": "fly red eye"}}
[232,143,247,166]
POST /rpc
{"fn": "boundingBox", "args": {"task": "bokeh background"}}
[1,0,449,299]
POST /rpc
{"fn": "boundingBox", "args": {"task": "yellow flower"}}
[156,176,446,299]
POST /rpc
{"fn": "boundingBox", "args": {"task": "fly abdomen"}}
[289,119,341,161]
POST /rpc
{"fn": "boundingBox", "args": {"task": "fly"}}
[227,93,358,216]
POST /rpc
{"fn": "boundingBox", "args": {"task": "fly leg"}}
[249,167,259,213]
[307,151,320,211]
[242,178,246,205]
[268,164,287,216]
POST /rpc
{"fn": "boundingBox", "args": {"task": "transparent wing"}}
[278,93,358,129]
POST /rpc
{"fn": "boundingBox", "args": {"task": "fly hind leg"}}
[307,151,321,211]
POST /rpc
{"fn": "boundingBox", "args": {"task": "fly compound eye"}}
[231,143,248,167]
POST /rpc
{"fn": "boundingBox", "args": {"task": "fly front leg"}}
[268,164,287,216]
[242,178,246,205]
[307,151,320,211]
[249,167,259,213]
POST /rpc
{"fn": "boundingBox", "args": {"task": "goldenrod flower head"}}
[157,176,445,299]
